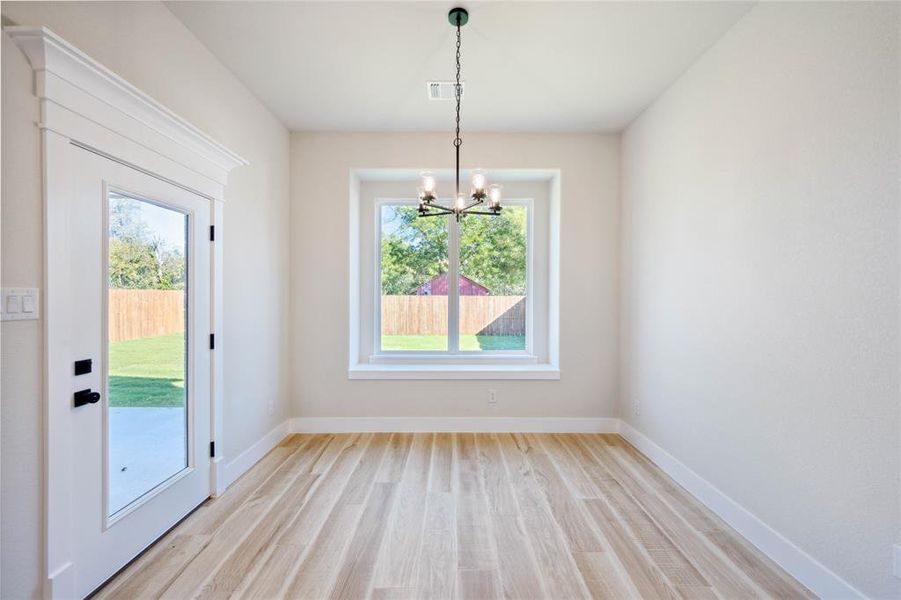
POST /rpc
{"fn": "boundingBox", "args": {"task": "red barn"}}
[415,273,489,296]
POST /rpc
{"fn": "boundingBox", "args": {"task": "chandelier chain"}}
[454,21,462,149]
[454,19,462,197]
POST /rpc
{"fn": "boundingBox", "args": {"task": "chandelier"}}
[417,7,502,222]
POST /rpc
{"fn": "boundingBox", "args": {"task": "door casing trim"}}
[5,26,245,599]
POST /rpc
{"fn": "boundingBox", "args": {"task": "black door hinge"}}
[209,333,215,350]
[209,225,215,241]
[210,441,215,458]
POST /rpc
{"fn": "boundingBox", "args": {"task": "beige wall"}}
[291,132,619,419]
[620,2,900,597]
[0,3,291,597]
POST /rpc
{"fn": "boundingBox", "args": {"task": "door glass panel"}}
[458,205,528,351]
[379,204,449,351]
[107,192,189,516]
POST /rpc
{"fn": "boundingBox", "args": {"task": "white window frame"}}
[371,197,536,364]
[347,168,561,380]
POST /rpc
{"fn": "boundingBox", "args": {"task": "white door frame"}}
[5,27,247,599]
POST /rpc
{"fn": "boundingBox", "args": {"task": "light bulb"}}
[420,172,436,194]
[456,193,466,210]
[471,169,486,193]
[488,184,502,207]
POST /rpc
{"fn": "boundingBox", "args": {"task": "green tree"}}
[460,207,527,295]
[380,207,448,295]
[380,205,526,295]
[108,196,185,290]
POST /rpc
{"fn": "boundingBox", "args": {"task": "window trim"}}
[372,197,535,362]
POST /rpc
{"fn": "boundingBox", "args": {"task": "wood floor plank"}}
[93,534,211,600]
[370,587,419,599]
[580,434,803,599]
[474,433,518,516]
[610,437,815,599]
[371,433,433,589]
[417,490,457,599]
[494,433,598,597]
[456,568,501,600]
[495,433,552,520]
[520,439,605,552]
[159,494,273,600]
[455,434,497,572]
[282,433,390,598]
[491,514,547,600]
[377,432,414,483]
[456,490,496,571]
[282,503,365,599]
[553,434,712,595]
[330,482,399,599]
[338,431,393,505]
[195,472,320,599]
[96,433,812,600]
[240,433,368,598]
[573,551,639,600]
[150,436,320,598]
[183,446,296,536]
[535,434,602,499]
[430,432,454,493]
[519,512,593,599]
[232,542,303,599]
[277,433,370,548]
[455,432,481,495]
[583,498,680,600]
[247,433,332,500]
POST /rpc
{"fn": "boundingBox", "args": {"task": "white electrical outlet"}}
[1,288,40,321]
[634,399,641,416]
[488,389,497,405]
[268,398,274,416]
[893,544,901,579]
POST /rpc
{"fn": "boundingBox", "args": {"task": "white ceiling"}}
[166,1,752,132]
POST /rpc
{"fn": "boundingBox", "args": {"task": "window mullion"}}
[447,217,460,353]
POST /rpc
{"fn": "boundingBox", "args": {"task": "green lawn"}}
[381,335,525,352]
[109,333,185,407]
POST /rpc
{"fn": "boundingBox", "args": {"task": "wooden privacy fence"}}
[109,289,185,342]
[381,295,526,336]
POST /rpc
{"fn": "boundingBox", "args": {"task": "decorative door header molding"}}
[5,26,247,190]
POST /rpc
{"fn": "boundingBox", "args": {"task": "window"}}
[349,172,560,380]
[377,200,530,355]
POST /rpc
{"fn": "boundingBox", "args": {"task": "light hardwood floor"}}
[95,433,814,599]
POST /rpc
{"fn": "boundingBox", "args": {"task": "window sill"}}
[347,363,560,380]
[369,353,538,365]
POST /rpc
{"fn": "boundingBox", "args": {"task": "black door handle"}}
[74,389,101,408]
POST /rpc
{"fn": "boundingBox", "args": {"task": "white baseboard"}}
[291,416,620,433]
[618,421,865,600]
[211,456,226,497]
[220,420,291,491]
[44,560,74,600]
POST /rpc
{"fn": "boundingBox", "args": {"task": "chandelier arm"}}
[461,210,500,216]
[419,210,454,218]
[421,203,456,214]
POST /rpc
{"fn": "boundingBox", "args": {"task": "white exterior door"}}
[64,144,213,597]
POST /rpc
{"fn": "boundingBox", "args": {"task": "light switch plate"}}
[1,288,40,321]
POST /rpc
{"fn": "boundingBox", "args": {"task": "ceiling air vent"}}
[427,81,465,101]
